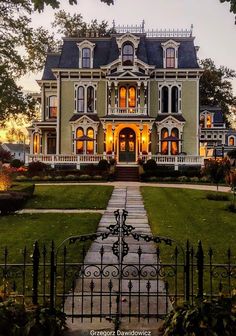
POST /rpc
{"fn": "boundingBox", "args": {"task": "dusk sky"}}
[19,0,236,93]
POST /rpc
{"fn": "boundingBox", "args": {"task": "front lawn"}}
[141,187,236,258]
[25,185,113,209]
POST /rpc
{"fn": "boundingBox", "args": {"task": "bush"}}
[145,159,157,171]
[177,176,189,183]
[189,176,199,183]
[147,176,158,182]
[203,159,231,190]
[0,192,28,215]
[15,175,28,181]
[11,159,24,168]
[0,149,12,163]
[200,176,210,183]
[93,175,103,181]
[54,175,64,181]
[31,176,41,181]
[227,149,236,159]
[78,174,91,181]
[42,175,53,181]
[0,300,66,336]
[161,297,236,336]
[97,159,109,171]
[64,174,77,181]
[28,161,48,174]
[206,192,230,201]
[0,172,12,191]
[227,203,236,212]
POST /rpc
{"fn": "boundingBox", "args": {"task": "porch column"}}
[112,124,115,154]
[107,82,112,115]
[144,82,148,115]
[114,83,118,113]
[139,124,143,155]
[103,125,107,155]
[148,126,152,155]
[137,82,141,113]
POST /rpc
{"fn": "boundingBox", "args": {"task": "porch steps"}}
[116,166,139,181]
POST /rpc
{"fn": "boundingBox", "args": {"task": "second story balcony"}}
[108,107,147,115]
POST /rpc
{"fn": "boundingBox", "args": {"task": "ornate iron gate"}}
[54,209,183,332]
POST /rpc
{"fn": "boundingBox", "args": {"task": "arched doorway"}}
[119,127,136,162]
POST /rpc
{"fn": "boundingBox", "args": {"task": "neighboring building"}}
[1,143,30,162]
[199,106,236,157]
[28,23,204,169]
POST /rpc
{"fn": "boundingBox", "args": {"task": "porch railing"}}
[108,107,147,115]
[141,155,204,167]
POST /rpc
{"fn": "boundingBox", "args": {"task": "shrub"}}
[147,176,158,182]
[0,192,28,215]
[227,149,236,159]
[0,300,66,336]
[0,149,12,163]
[203,158,231,190]
[42,175,53,181]
[97,159,109,171]
[145,159,157,171]
[200,176,210,183]
[109,158,116,166]
[0,172,12,191]
[11,159,23,168]
[78,174,91,181]
[54,175,64,181]
[64,174,77,181]
[161,297,236,336]
[93,175,103,181]
[206,192,230,201]
[31,176,41,181]
[227,203,236,213]
[15,175,28,181]
[28,161,48,174]
[189,176,199,183]
[177,176,189,183]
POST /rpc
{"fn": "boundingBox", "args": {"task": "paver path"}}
[65,187,165,335]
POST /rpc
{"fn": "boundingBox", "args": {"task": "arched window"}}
[119,86,127,108]
[229,137,235,146]
[206,115,212,128]
[122,43,134,66]
[48,96,57,118]
[87,86,94,112]
[171,128,179,155]
[33,133,40,154]
[161,128,169,155]
[200,115,205,128]
[76,128,84,154]
[128,86,136,109]
[77,86,84,113]
[87,128,94,154]
[166,48,175,68]
[171,86,178,113]
[82,48,91,68]
[161,86,169,113]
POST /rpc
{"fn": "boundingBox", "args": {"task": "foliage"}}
[52,10,114,37]
[227,149,236,159]
[162,297,236,336]
[0,172,12,191]
[206,192,230,201]
[200,59,236,124]
[144,159,158,171]
[97,159,110,171]
[11,159,24,169]
[226,169,236,206]
[0,192,29,215]
[203,158,230,190]
[220,0,236,14]
[0,300,66,336]
[28,161,48,174]
[0,149,12,163]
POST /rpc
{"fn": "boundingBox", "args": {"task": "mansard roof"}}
[42,34,199,80]
[200,106,224,124]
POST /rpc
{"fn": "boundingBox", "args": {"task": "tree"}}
[52,11,114,37]
[199,59,236,123]
[203,158,230,190]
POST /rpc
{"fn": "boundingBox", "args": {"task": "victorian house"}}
[28,23,204,169]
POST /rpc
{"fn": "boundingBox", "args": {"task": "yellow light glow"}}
[0,172,12,191]
[142,136,146,143]
[109,136,113,143]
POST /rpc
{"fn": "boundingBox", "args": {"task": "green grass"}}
[25,185,113,209]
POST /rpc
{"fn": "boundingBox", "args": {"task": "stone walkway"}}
[65,186,165,335]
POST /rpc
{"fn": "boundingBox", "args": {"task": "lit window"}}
[171,128,179,155]
[82,48,91,68]
[161,128,169,155]
[122,43,134,66]
[166,48,175,68]
[48,96,57,118]
[76,128,84,154]
[128,87,136,109]
[119,87,127,108]
[229,137,235,146]
[206,115,212,128]
[161,86,169,113]
[77,87,84,113]
[87,128,94,154]
[87,86,94,112]
[33,133,40,154]
[171,86,178,113]
[119,86,136,111]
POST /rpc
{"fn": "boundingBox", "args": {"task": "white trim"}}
[74,82,97,113]
[158,83,182,114]
[77,40,95,69]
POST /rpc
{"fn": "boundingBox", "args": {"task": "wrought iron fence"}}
[0,210,235,330]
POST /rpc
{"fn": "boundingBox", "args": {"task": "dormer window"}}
[166,48,175,68]
[82,48,91,68]
[122,43,134,66]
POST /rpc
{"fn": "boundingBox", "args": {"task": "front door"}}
[119,128,136,162]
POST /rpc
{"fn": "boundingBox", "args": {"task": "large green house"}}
[28,23,204,169]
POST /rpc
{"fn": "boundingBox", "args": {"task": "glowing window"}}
[33,133,40,154]
[76,128,84,154]
[48,96,57,118]
[171,128,179,155]
[229,137,235,146]
[82,48,91,68]
[87,128,94,154]
[122,43,134,66]
[119,87,127,108]
[128,87,136,109]
[206,115,212,128]
[161,128,169,155]
[166,48,175,68]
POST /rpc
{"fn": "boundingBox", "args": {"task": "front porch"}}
[26,154,204,170]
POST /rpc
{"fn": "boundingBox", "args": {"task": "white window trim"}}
[74,83,97,114]
[74,125,97,155]
[158,83,182,114]
[77,40,95,69]
[161,39,180,69]
[229,135,236,146]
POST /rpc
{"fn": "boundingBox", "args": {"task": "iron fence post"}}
[196,240,204,300]
[32,241,40,305]
[185,240,190,302]
[50,240,56,312]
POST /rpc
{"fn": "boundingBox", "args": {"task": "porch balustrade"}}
[108,107,147,115]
